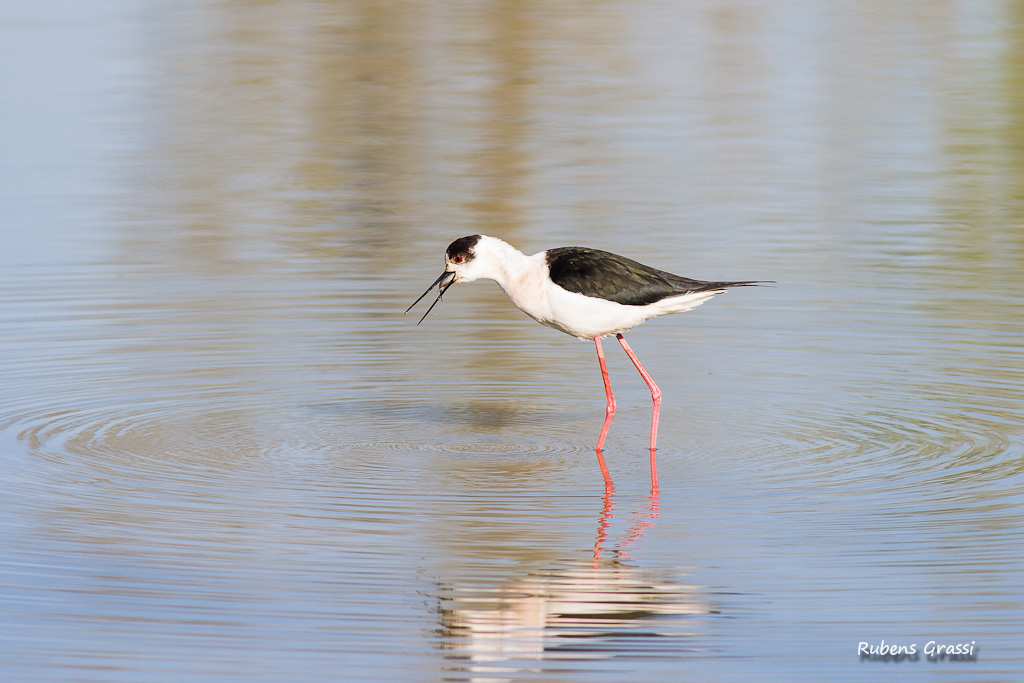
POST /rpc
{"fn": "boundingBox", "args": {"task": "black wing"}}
[545,246,760,306]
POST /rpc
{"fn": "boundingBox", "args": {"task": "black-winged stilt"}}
[407,234,766,488]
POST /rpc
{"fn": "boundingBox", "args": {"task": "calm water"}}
[2,0,1024,681]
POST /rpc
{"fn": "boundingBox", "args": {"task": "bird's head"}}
[442,234,489,283]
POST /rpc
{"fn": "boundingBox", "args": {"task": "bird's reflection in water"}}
[436,470,713,679]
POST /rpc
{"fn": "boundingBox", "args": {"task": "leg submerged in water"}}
[616,334,661,490]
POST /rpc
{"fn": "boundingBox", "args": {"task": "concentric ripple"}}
[3,250,1024,680]
[695,294,1024,531]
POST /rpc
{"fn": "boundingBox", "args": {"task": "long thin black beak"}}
[405,270,457,324]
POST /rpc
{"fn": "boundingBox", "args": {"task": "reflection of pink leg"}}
[618,488,660,560]
[594,337,617,453]
[616,334,661,491]
[595,449,614,488]
[593,478,615,565]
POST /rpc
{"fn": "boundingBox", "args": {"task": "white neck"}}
[467,236,534,290]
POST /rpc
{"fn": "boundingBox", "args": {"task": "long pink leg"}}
[594,337,617,454]
[616,333,661,490]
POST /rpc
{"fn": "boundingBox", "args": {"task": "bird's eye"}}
[452,256,464,264]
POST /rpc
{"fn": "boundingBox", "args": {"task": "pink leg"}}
[616,333,661,490]
[594,337,617,453]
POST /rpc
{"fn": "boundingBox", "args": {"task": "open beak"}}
[405,270,457,324]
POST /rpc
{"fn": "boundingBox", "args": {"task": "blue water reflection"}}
[2,0,1023,681]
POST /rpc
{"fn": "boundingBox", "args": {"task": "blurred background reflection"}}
[1,0,1022,680]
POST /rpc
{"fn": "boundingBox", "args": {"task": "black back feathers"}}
[545,247,759,306]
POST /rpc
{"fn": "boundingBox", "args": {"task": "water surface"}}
[2,0,1023,681]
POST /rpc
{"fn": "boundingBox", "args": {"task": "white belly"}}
[496,264,721,340]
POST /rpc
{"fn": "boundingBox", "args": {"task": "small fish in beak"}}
[405,270,457,324]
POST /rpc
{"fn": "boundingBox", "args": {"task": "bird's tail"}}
[689,280,774,293]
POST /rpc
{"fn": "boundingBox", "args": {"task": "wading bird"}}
[407,235,766,489]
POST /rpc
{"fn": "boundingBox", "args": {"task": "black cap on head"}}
[446,235,481,263]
